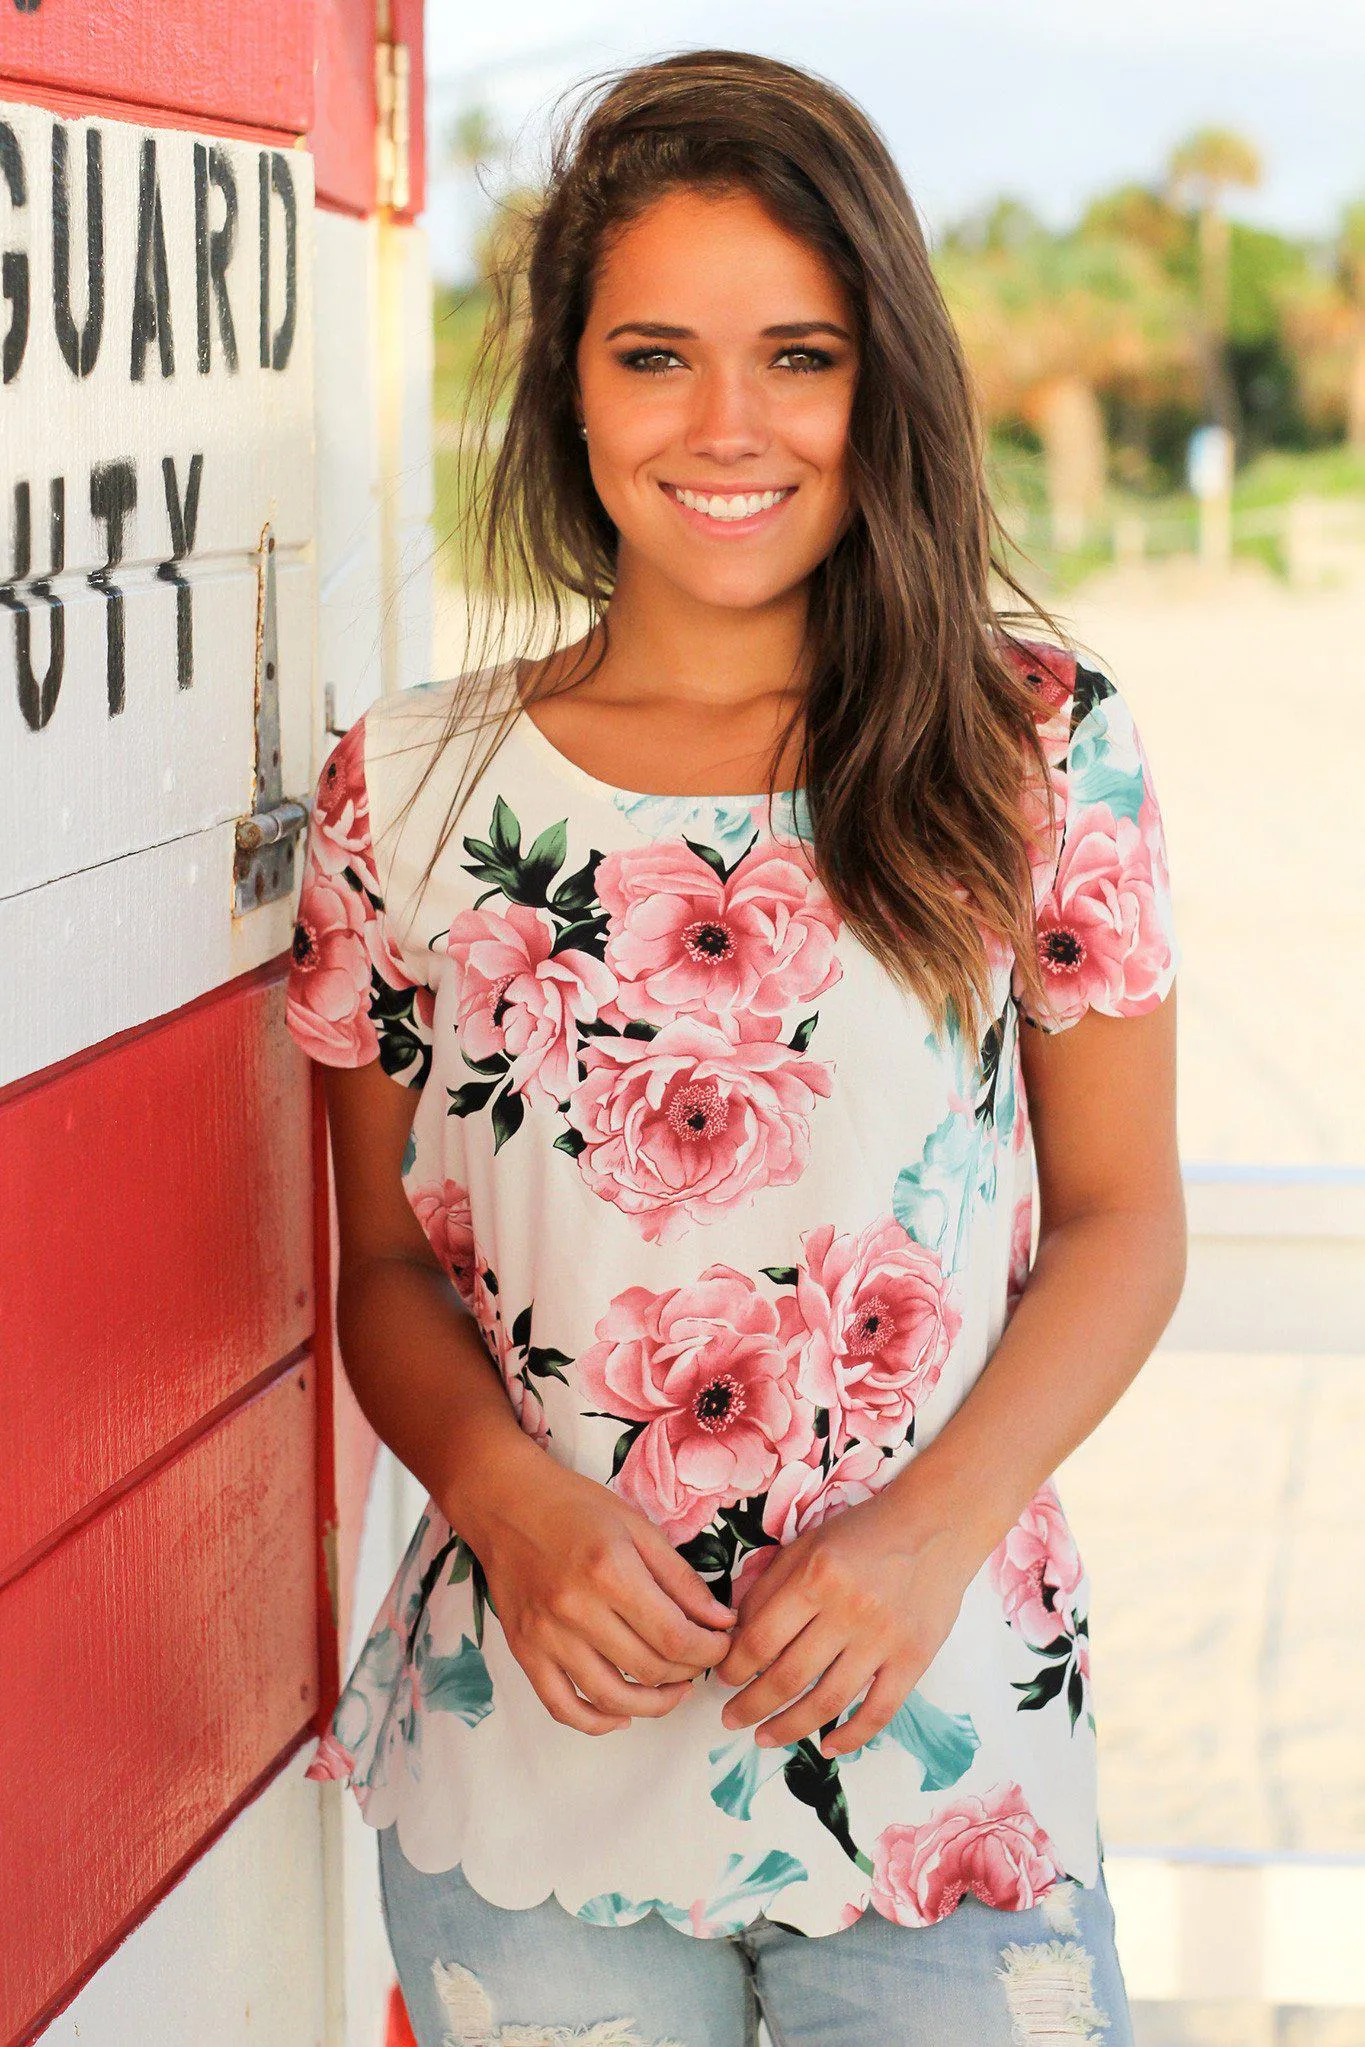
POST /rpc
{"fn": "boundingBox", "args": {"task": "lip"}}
[658,480,798,538]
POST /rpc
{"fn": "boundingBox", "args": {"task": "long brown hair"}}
[399,47,1072,1045]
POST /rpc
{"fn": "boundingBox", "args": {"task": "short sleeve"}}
[1014,664,1181,1035]
[285,716,435,1087]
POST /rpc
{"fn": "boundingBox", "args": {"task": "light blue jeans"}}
[378,1824,1135,2046]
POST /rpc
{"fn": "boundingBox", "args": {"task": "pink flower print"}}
[731,1442,890,1603]
[1028,807,1170,1028]
[409,1180,482,1309]
[308,720,377,885]
[567,1016,833,1245]
[761,1439,890,1543]
[1005,1192,1033,1316]
[304,1731,358,1783]
[505,1364,552,1451]
[287,867,379,1064]
[445,902,617,1108]
[989,1481,1084,1647]
[576,1267,815,1543]
[595,840,842,1027]
[871,1783,1066,1925]
[791,1218,961,1453]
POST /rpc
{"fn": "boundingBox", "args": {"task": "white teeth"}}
[670,486,791,521]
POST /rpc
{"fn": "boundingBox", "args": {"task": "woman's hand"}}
[466,1451,738,1738]
[714,1488,978,1756]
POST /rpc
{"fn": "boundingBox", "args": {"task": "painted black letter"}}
[0,123,28,384]
[52,124,103,378]
[2,478,66,732]
[158,453,203,691]
[90,459,137,715]
[130,135,173,381]
[258,149,297,372]
[193,142,238,375]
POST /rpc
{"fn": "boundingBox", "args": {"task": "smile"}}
[661,482,798,530]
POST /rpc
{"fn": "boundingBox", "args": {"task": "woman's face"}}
[575,185,859,612]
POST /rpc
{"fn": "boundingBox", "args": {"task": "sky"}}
[422,0,1363,282]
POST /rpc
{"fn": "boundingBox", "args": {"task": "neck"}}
[583,544,813,709]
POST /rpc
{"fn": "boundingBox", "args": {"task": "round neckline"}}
[505,660,801,808]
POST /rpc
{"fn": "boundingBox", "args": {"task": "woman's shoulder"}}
[994,632,1076,721]
[356,663,520,821]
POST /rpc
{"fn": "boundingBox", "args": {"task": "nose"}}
[684,366,770,465]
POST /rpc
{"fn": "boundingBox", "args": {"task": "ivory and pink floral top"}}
[285,644,1179,1938]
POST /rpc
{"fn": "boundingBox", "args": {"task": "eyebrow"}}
[602,319,854,343]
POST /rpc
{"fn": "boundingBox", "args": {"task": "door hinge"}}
[234,525,308,915]
[375,37,411,213]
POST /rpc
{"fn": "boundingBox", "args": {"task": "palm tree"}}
[1166,127,1262,433]
[1339,200,1365,451]
[937,221,1195,548]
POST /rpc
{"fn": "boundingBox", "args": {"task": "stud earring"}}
[577,420,588,438]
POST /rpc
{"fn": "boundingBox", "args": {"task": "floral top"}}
[286,643,1179,1938]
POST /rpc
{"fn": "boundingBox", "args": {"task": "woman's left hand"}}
[713,1489,981,1756]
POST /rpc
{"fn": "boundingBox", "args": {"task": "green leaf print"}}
[489,794,520,859]
[782,1739,865,1867]
[1011,1660,1069,1712]
[1068,661,1116,741]
[787,1013,819,1053]
[549,850,603,917]
[1068,702,1145,822]
[892,1109,976,1257]
[420,1635,494,1726]
[490,1083,526,1152]
[577,1891,692,1930]
[708,1733,792,1820]
[760,1265,799,1287]
[553,1127,587,1158]
[701,1850,809,1932]
[525,1345,571,1384]
[683,835,731,880]
[677,1528,733,1577]
[863,1691,980,1792]
[448,1077,500,1118]
[520,818,569,901]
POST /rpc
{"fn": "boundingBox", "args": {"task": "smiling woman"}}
[285,46,1183,2047]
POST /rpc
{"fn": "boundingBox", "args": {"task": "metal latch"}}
[375,32,411,212]
[234,525,308,914]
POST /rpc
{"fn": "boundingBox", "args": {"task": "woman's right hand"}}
[462,1447,738,1736]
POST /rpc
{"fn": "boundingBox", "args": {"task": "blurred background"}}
[423,6,1365,2042]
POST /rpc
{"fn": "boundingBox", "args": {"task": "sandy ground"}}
[431,561,1365,2034]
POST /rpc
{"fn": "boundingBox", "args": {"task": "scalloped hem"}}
[377,1823,1093,1944]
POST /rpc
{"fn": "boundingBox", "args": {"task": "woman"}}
[286,47,1184,2047]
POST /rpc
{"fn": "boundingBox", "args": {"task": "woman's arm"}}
[323,1058,543,1531]
[714,990,1186,1751]
[323,1060,738,1734]
[898,987,1186,1569]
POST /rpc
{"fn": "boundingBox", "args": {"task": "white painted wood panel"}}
[42,1746,331,2047]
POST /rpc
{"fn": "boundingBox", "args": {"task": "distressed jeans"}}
[378,1824,1135,2047]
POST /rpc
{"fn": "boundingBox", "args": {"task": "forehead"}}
[586,186,852,333]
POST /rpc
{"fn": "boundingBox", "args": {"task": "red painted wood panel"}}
[0,1361,319,2046]
[311,0,377,216]
[0,0,315,135]
[0,967,314,1580]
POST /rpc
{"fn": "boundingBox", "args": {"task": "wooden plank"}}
[0,969,313,1577]
[39,1748,330,2047]
[0,1360,320,2046]
[310,0,377,217]
[0,99,316,908]
[0,0,314,137]
[0,825,299,1085]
